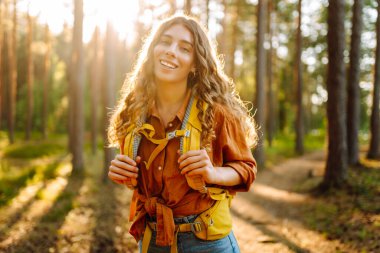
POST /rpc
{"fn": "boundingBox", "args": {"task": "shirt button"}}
[158,166,162,170]
[168,123,173,128]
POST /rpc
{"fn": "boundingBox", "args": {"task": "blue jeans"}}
[138,215,240,253]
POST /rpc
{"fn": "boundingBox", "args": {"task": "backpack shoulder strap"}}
[180,97,208,154]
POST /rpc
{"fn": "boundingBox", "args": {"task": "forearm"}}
[211,166,243,186]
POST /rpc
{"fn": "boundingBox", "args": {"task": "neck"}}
[155,81,188,109]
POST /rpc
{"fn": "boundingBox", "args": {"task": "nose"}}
[165,43,177,57]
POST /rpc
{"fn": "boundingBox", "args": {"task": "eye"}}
[159,37,171,45]
[180,44,193,53]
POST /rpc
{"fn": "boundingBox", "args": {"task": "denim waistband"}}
[147,214,198,224]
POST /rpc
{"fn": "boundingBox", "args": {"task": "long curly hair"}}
[108,14,258,149]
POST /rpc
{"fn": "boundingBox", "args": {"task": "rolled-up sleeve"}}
[212,104,257,192]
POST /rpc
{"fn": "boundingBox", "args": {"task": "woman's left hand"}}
[178,149,218,184]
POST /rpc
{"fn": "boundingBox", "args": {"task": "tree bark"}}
[169,0,176,15]
[254,0,267,168]
[184,0,191,15]
[295,0,304,154]
[69,0,85,171]
[90,27,101,154]
[7,0,17,143]
[367,1,380,159]
[205,0,210,28]
[266,0,274,147]
[0,0,3,129]
[42,24,51,139]
[217,0,227,57]
[347,0,363,165]
[25,12,33,140]
[323,0,348,188]
[226,0,240,80]
[103,22,117,182]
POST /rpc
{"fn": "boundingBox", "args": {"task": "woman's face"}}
[153,24,195,87]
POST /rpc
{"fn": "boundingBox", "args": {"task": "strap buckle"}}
[167,130,177,140]
[167,130,191,140]
[191,222,203,233]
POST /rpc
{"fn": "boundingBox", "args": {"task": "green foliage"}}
[0,158,64,206]
[0,164,37,206]
[3,142,66,159]
[265,130,325,167]
[300,163,380,251]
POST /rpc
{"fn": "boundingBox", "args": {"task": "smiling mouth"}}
[160,60,178,69]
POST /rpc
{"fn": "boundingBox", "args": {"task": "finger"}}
[179,155,203,171]
[181,160,208,174]
[178,150,202,163]
[111,159,139,173]
[185,168,204,177]
[108,171,129,181]
[111,178,125,185]
[116,154,137,166]
[136,156,142,164]
[179,154,203,169]
[109,165,138,178]
[178,150,201,163]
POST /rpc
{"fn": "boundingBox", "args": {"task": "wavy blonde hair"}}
[108,15,258,149]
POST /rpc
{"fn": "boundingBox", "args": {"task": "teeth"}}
[160,60,177,69]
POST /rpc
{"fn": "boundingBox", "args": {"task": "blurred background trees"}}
[0,0,379,190]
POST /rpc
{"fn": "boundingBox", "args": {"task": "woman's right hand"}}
[108,155,140,189]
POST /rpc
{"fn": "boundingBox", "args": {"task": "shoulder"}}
[211,102,242,131]
[212,102,238,122]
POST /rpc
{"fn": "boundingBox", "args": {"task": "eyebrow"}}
[160,34,194,48]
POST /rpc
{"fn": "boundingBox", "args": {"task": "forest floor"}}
[0,144,379,253]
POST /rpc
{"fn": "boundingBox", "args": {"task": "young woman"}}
[107,15,257,253]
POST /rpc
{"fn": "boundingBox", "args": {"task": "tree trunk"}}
[323,0,348,188]
[42,24,51,139]
[69,0,85,172]
[347,0,363,165]
[295,0,304,154]
[103,22,117,182]
[254,0,267,168]
[226,0,240,80]
[169,0,176,15]
[25,12,33,140]
[205,0,210,28]
[7,0,17,143]
[367,1,380,159]
[217,0,227,57]
[0,0,3,129]
[266,0,274,147]
[90,27,101,154]
[184,0,191,15]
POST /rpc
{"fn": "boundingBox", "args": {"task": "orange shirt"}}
[129,92,257,246]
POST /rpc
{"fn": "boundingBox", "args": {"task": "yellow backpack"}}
[122,96,233,245]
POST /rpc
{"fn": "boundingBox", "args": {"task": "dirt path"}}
[0,151,361,253]
[232,151,352,253]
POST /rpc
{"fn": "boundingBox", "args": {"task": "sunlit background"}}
[2,0,378,132]
[0,1,380,252]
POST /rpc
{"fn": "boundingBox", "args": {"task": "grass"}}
[0,158,67,207]
[3,142,66,159]
[263,131,379,251]
[265,130,326,167]
[300,158,380,252]
[0,133,68,207]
